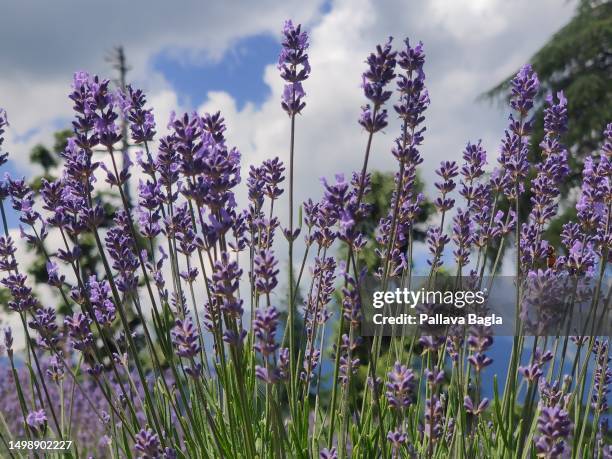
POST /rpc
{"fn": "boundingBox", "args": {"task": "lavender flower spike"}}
[359,38,397,133]
[279,20,310,116]
[135,428,162,458]
[26,409,47,431]
[535,406,572,458]
[386,361,417,409]
[171,316,201,359]
[320,447,338,459]
[253,306,280,358]
[0,108,9,166]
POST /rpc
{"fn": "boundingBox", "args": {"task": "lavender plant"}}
[0,21,610,459]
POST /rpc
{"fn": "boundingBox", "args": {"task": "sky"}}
[0,0,578,340]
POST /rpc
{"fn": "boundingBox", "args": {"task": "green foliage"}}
[0,287,11,313]
[484,0,611,256]
[484,0,611,193]
[29,145,57,173]
[53,129,72,154]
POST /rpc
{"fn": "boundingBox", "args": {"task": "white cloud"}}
[0,0,327,173]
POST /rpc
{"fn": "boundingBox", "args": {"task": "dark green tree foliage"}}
[29,145,57,174]
[487,0,610,179]
[486,0,611,181]
[485,0,611,254]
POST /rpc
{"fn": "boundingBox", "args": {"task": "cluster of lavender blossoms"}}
[0,18,609,459]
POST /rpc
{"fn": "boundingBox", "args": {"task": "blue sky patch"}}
[153,34,279,110]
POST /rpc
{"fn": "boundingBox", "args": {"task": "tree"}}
[486,0,611,185]
[484,0,611,250]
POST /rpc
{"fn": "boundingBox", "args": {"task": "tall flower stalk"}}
[279,20,310,410]
[328,37,397,455]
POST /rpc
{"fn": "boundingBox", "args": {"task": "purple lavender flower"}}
[452,208,473,267]
[279,20,310,116]
[419,335,445,354]
[64,313,94,351]
[359,106,389,134]
[338,334,360,387]
[306,257,336,328]
[387,429,407,457]
[424,367,445,388]
[254,249,279,295]
[592,340,610,413]
[433,160,458,212]
[464,396,489,416]
[88,276,116,327]
[70,73,121,148]
[374,194,414,278]
[446,334,463,363]
[46,261,65,288]
[135,428,162,458]
[535,406,572,458]
[253,306,280,358]
[171,317,201,359]
[28,307,59,349]
[26,409,47,431]
[210,251,241,290]
[247,164,266,209]
[498,65,539,201]
[521,91,569,267]
[467,352,493,373]
[375,40,428,279]
[341,270,361,326]
[117,85,156,144]
[0,235,18,272]
[362,38,397,106]
[300,345,320,382]
[261,157,285,199]
[6,175,41,227]
[320,447,338,459]
[321,173,350,220]
[359,38,397,133]
[539,380,564,408]
[1,273,38,312]
[105,211,139,293]
[467,327,493,353]
[394,39,429,144]
[510,64,539,115]
[426,227,450,269]
[519,362,543,383]
[46,355,65,384]
[562,126,611,271]
[3,327,13,357]
[460,141,487,187]
[386,361,417,409]
[423,395,444,441]
[0,108,9,166]
[277,347,289,381]
[211,252,244,321]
